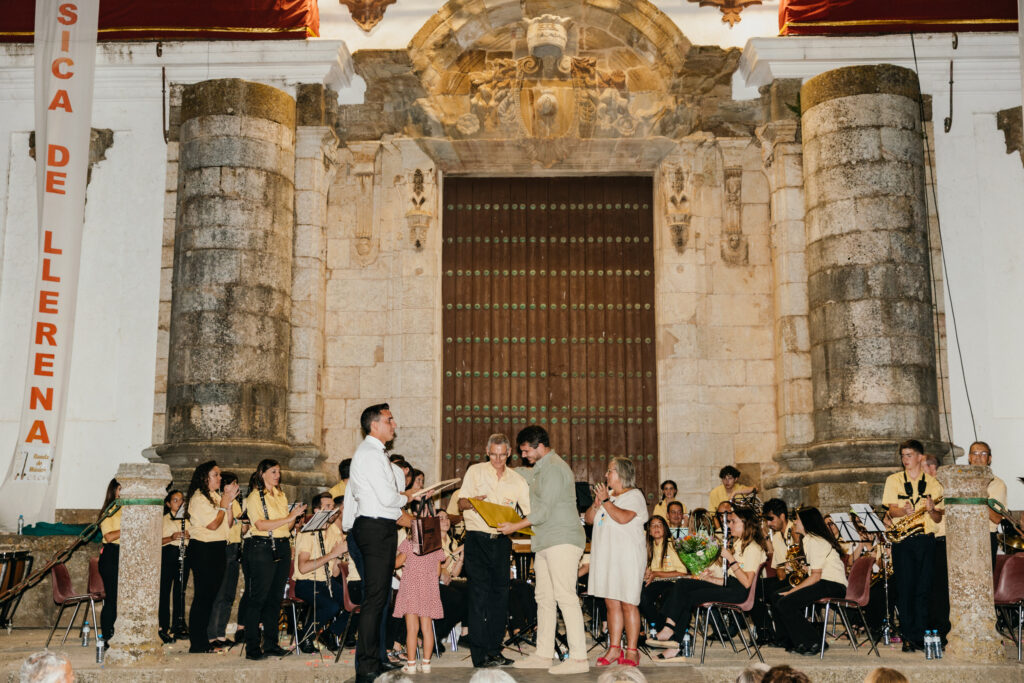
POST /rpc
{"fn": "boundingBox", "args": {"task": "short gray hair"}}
[486,433,511,451]
[736,663,771,683]
[469,670,518,683]
[597,667,649,683]
[19,651,71,683]
[610,457,636,488]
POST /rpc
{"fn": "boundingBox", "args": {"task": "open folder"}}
[468,498,534,536]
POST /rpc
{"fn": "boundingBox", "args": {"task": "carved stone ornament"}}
[405,168,434,251]
[446,14,670,167]
[665,166,691,253]
[720,166,748,265]
[339,0,397,32]
[687,0,763,27]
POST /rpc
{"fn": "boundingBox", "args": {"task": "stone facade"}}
[144,1,956,511]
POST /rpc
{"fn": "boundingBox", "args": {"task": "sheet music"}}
[829,512,861,542]
[300,508,339,532]
[851,503,887,534]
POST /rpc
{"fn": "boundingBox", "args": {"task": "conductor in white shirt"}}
[343,404,421,683]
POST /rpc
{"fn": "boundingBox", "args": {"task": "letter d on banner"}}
[0,1,100,530]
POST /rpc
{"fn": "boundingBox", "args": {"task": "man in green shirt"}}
[499,426,588,675]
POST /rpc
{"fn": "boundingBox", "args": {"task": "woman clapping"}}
[241,459,306,660]
[184,460,239,653]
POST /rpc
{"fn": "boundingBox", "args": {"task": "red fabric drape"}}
[780,0,1017,36]
[0,0,319,42]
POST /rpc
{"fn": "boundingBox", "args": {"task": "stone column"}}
[288,84,340,481]
[935,464,1004,661]
[799,65,942,502]
[106,463,171,665]
[156,79,298,488]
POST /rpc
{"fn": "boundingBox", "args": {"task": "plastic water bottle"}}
[681,632,693,657]
[96,635,105,663]
[935,631,943,659]
[17,515,24,535]
[924,630,935,660]
[81,620,91,647]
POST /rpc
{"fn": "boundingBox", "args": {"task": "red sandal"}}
[621,648,640,666]
[596,645,621,667]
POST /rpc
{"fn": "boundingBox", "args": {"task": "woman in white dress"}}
[584,456,649,667]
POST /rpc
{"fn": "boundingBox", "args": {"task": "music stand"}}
[829,513,861,543]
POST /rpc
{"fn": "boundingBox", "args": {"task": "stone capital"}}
[295,125,340,165]
[114,462,172,498]
[935,463,994,497]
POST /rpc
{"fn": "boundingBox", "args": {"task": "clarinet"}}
[178,512,187,624]
[721,512,730,582]
[258,486,276,556]
[316,529,334,598]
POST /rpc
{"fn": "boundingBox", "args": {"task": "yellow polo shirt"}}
[457,462,531,534]
[293,524,345,582]
[100,508,122,545]
[162,513,192,547]
[245,487,292,539]
[729,540,766,579]
[328,480,346,501]
[188,491,231,543]
[804,534,847,586]
[881,470,944,536]
[649,540,687,574]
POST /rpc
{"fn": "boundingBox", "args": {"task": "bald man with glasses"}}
[966,441,1008,568]
[458,433,531,668]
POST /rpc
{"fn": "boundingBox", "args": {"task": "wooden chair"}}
[814,555,880,658]
[695,562,766,665]
[46,563,101,647]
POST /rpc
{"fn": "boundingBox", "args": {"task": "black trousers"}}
[295,579,348,635]
[639,580,678,630]
[97,544,119,639]
[187,539,226,651]
[892,533,935,644]
[464,531,512,665]
[928,538,951,639]
[659,577,746,636]
[242,537,291,655]
[159,544,187,631]
[351,516,397,676]
[208,542,240,639]
[436,580,468,643]
[770,579,846,648]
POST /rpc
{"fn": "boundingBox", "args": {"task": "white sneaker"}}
[420,660,431,673]
[512,654,555,669]
[548,658,589,675]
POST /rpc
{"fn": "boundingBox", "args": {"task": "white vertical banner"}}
[0,1,100,529]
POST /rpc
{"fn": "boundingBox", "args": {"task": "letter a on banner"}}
[0,1,100,529]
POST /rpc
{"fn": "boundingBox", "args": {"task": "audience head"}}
[19,650,72,683]
[659,479,677,501]
[736,663,771,683]
[762,665,811,683]
[967,441,992,466]
[595,667,649,683]
[864,667,909,683]
[469,670,519,683]
[719,465,741,485]
[667,501,685,527]
[337,458,352,481]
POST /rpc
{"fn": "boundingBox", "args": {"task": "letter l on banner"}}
[0,1,100,529]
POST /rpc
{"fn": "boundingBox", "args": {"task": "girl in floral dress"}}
[393,535,444,673]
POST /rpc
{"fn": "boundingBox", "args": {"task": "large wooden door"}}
[441,177,659,503]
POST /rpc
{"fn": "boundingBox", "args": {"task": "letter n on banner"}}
[0,1,100,529]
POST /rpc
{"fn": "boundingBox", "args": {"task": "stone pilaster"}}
[757,117,814,506]
[106,463,171,665]
[156,79,299,487]
[289,90,341,473]
[936,465,1004,662]
[794,65,942,505]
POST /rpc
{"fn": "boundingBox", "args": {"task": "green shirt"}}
[526,450,585,553]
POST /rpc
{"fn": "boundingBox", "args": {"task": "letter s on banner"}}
[0,1,100,529]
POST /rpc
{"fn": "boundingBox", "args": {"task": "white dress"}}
[588,488,650,605]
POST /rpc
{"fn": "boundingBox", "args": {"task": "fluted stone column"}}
[936,465,1004,662]
[106,463,171,665]
[797,65,943,503]
[157,79,298,487]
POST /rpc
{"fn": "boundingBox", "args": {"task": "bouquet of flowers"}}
[673,530,721,575]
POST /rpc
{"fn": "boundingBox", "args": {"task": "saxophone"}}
[885,497,942,544]
[785,543,808,587]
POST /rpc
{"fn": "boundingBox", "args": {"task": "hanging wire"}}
[908,34,978,450]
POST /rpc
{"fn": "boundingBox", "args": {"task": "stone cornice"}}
[738,32,1021,104]
[0,40,355,103]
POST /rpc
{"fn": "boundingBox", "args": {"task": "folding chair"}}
[45,563,101,647]
[994,554,1024,661]
[815,555,880,658]
[695,562,766,664]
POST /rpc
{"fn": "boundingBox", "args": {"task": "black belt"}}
[468,530,503,540]
[247,536,288,544]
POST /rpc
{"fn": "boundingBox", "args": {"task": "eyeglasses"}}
[969,451,990,456]
[486,452,509,458]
